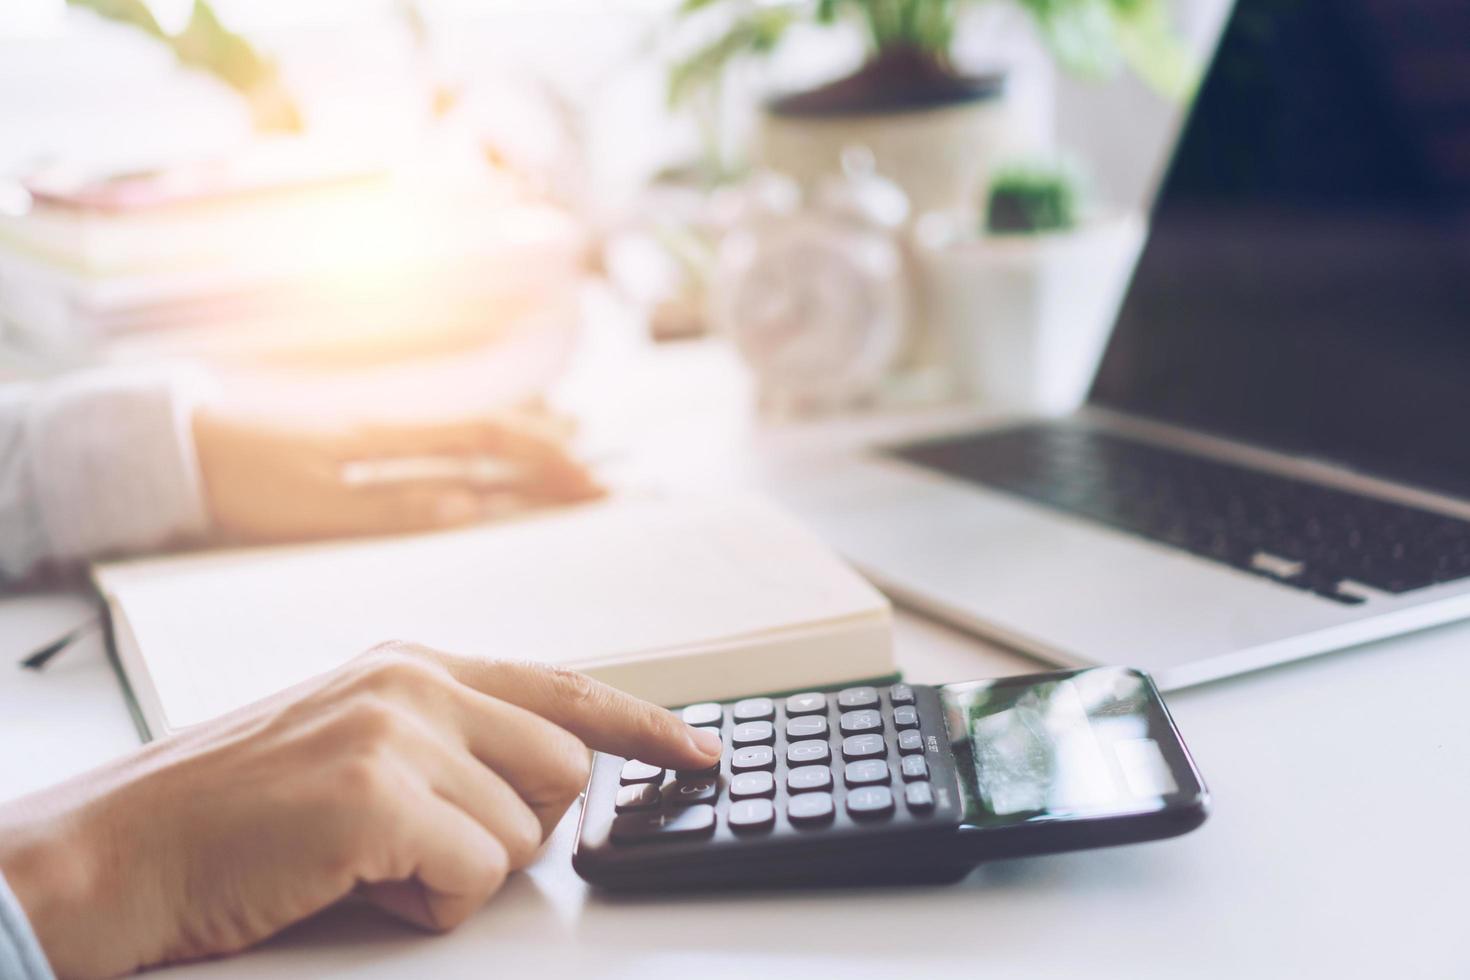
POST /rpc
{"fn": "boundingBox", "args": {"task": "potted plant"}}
[666,0,1193,214]
[67,0,301,132]
[914,161,1145,412]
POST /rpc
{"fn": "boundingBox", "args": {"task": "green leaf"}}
[1112,0,1200,101]
[67,0,164,38]
[667,8,797,108]
[676,0,732,15]
[67,0,301,132]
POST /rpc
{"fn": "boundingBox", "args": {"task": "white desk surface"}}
[3,342,1468,979]
[2,586,1467,980]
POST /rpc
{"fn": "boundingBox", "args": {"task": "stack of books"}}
[0,142,590,374]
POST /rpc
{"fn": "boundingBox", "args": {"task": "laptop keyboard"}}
[889,424,1470,605]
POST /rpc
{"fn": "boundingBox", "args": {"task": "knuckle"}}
[540,664,601,711]
[337,696,405,749]
[332,751,392,805]
[363,639,422,661]
[351,646,444,693]
[633,703,681,745]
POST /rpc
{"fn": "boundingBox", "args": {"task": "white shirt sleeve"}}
[0,365,216,579]
[0,873,52,980]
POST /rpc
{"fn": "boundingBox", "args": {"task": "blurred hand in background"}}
[1,368,602,583]
[194,404,603,544]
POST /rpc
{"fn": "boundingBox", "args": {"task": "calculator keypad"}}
[730,771,776,799]
[666,776,719,806]
[846,785,895,817]
[731,745,776,771]
[785,715,829,739]
[839,710,883,734]
[620,760,664,785]
[732,721,775,746]
[786,765,833,793]
[681,702,723,727]
[904,782,935,811]
[787,792,835,823]
[615,783,661,812]
[728,798,776,831]
[733,697,775,721]
[610,804,716,842]
[843,759,889,787]
[593,682,958,857]
[787,739,831,765]
[785,692,827,716]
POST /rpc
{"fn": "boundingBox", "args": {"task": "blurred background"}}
[0,0,1231,440]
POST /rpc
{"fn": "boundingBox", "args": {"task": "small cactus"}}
[985,165,1082,235]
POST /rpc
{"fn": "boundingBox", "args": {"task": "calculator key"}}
[888,683,915,705]
[731,745,776,772]
[785,715,829,740]
[681,702,723,727]
[837,686,879,709]
[611,804,717,843]
[620,760,664,785]
[904,781,935,812]
[732,721,775,746]
[785,692,828,716]
[900,755,929,782]
[841,733,886,760]
[844,759,890,787]
[728,798,776,832]
[615,783,662,812]
[846,786,895,818]
[897,730,924,755]
[839,709,883,735]
[665,775,719,806]
[787,765,833,793]
[787,739,832,765]
[733,697,775,722]
[892,705,919,730]
[788,792,836,824]
[730,770,776,799]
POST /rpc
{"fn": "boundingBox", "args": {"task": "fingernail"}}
[688,725,723,758]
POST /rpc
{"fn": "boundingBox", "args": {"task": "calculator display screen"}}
[941,668,1181,828]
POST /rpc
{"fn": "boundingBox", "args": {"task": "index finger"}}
[401,645,723,771]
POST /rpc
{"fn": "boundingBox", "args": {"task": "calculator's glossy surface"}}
[573,683,969,889]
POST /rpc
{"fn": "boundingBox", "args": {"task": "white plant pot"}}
[915,210,1146,414]
[759,89,1047,217]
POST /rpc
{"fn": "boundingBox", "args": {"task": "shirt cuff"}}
[0,873,53,980]
[27,363,218,563]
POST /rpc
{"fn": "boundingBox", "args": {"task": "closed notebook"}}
[93,493,893,738]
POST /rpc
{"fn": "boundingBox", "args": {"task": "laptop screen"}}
[1090,0,1470,499]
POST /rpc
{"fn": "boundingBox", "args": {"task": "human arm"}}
[0,365,599,580]
[0,366,211,582]
[0,643,722,978]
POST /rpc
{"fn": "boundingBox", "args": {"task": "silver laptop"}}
[773,0,1470,690]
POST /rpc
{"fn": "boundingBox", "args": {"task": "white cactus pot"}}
[915,210,1147,414]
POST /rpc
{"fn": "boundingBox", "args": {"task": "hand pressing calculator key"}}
[573,667,1208,890]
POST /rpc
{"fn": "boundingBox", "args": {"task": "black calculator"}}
[573,667,1209,890]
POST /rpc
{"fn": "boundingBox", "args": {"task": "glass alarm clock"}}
[713,153,912,416]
